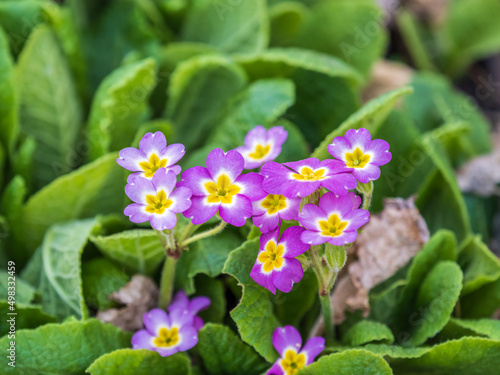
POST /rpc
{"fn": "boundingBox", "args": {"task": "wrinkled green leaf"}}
[0,301,56,336]
[0,319,132,374]
[16,24,83,189]
[87,350,190,375]
[91,229,165,275]
[342,320,395,346]
[0,175,26,263]
[269,1,309,47]
[461,278,500,319]
[0,271,35,305]
[87,58,157,160]
[198,323,268,375]
[438,318,500,342]
[223,238,280,362]
[182,0,268,54]
[194,275,226,324]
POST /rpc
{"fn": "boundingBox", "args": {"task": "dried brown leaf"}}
[362,60,414,102]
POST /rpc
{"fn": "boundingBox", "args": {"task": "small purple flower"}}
[124,168,192,231]
[327,128,392,183]
[131,308,198,357]
[168,290,210,331]
[261,158,356,199]
[250,225,309,294]
[234,125,288,169]
[299,192,369,246]
[267,326,325,375]
[117,132,185,180]
[252,194,301,233]
[179,148,266,227]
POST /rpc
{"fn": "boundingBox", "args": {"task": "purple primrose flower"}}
[327,128,392,183]
[261,158,356,198]
[168,290,210,331]
[299,192,369,246]
[117,131,185,180]
[234,125,288,169]
[250,225,309,294]
[268,326,325,375]
[179,148,266,227]
[124,168,192,231]
[131,308,198,357]
[252,194,301,233]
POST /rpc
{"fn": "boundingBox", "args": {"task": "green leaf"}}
[402,261,463,347]
[22,153,126,254]
[235,47,362,146]
[194,275,226,324]
[91,229,165,275]
[167,55,247,149]
[0,319,132,374]
[87,58,157,160]
[389,337,500,375]
[198,323,268,375]
[35,219,99,320]
[269,1,309,47]
[416,136,471,241]
[175,229,242,294]
[342,320,395,346]
[460,278,500,319]
[458,235,500,295]
[440,0,500,77]
[11,136,35,191]
[0,175,26,263]
[82,258,130,310]
[296,349,392,375]
[182,0,268,54]
[87,350,190,375]
[0,301,56,336]
[312,87,413,159]
[438,318,500,342]
[0,271,35,305]
[223,238,280,362]
[0,25,18,153]
[16,24,83,189]
[293,0,388,77]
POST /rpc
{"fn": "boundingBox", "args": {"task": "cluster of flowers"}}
[131,290,210,356]
[118,125,391,373]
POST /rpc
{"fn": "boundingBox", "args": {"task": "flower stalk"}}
[158,255,177,310]
[181,220,227,247]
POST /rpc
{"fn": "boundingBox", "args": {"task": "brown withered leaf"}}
[362,60,414,102]
[97,275,158,332]
[332,197,429,323]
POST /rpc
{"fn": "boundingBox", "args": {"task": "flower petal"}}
[169,306,194,328]
[366,139,392,166]
[155,347,180,357]
[298,204,325,231]
[283,158,319,172]
[234,172,266,201]
[150,210,177,231]
[131,329,155,350]
[143,308,170,336]
[344,128,371,150]
[267,360,285,375]
[320,173,357,195]
[272,326,302,357]
[279,226,309,258]
[125,177,155,204]
[344,209,370,231]
[168,187,192,214]
[151,169,177,196]
[327,230,358,246]
[278,197,300,221]
[189,296,211,315]
[117,147,146,172]
[272,258,303,293]
[139,132,167,157]
[206,148,244,181]
[301,337,325,364]
[327,136,352,161]
[219,194,252,227]
[301,230,328,246]
[161,143,185,166]
[124,203,150,224]
[178,166,213,196]
[259,225,281,250]
[352,163,381,183]
[318,193,353,217]
[252,212,280,234]
[250,261,276,294]
[177,325,199,351]
[182,196,219,225]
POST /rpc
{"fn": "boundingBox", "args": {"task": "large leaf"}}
[166,55,247,148]
[16,24,83,189]
[182,0,268,54]
[0,271,35,304]
[0,319,132,375]
[460,278,500,319]
[175,229,242,294]
[34,219,100,320]
[223,238,280,362]
[312,87,413,159]
[87,58,157,160]
[198,323,268,375]
[194,275,226,324]
[342,320,395,346]
[0,25,18,152]
[87,350,190,375]
[0,301,56,336]
[438,318,500,342]
[458,235,500,295]
[22,153,125,254]
[297,349,392,375]
[91,229,165,275]
[293,0,387,77]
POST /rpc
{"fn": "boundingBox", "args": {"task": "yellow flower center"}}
[345,147,370,168]
[139,154,168,178]
[292,167,326,181]
[261,194,287,214]
[249,144,271,160]
[319,214,348,237]
[281,350,306,375]
[205,174,241,204]
[258,240,284,272]
[145,190,172,214]
[153,327,179,348]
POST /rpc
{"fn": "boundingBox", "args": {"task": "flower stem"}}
[319,293,334,346]
[159,255,177,310]
[357,181,374,210]
[177,222,197,245]
[181,220,227,247]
